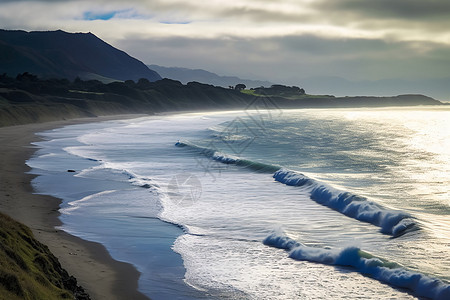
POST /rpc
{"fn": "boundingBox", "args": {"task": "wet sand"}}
[0,115,150,300]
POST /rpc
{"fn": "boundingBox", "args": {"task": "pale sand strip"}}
[0,115,150,300]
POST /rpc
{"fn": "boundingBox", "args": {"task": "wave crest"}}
[175,140,280,173]
[273,169,415,236]
[264,232,450,300]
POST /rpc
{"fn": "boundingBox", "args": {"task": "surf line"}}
[176,140,416,237]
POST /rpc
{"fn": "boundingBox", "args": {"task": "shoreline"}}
[0,115,150,300]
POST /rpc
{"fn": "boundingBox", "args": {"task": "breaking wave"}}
[176,140,415,237]
[76,163,157,189]
[273,169,416,236]
[263,232,450,300]
[175,140,280,173]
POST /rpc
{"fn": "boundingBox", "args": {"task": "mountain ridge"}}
[0,29,161,82]
[148,64,274,88]
[0,73,443,127]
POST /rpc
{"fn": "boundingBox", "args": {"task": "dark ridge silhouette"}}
[0,73,443,127]
[147,64,274,88]
[0,29,161,82]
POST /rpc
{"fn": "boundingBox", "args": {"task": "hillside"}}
[0,212,89,300]
[0,74,443,127]
[0,74,253,126]
[148,64,273,88]
[298,76,450,102]
[244,85,443,107]
[0,30,161,82]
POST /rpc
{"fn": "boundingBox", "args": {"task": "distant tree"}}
[235,83,246,91]
[138,78,150,85]
[16,72,38,82]
[124,79,135,86]
[74,76,83,84]
[270,84,286,90]
[0,73,13,84]
[137,78,151,89]
[251,84,306,96]
[291,86,306,95]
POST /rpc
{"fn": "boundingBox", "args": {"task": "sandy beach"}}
[0,115,150,300]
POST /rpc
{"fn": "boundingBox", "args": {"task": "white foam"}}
[273,169,415,236]
[264,231,450,300]
[28,108,450,299]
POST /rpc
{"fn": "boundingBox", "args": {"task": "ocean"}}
[27,106,450,299]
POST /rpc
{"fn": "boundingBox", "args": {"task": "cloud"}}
[0,0,449,95]
[117,34,450,83]
[316,0,450,20]
[311,0,450,40]
[1,0,448,44]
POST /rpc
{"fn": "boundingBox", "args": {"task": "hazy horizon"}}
[1,0,449,100]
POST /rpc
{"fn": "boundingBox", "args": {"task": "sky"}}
[1,0,450,99]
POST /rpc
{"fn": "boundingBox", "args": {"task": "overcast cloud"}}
[1,0,449,98]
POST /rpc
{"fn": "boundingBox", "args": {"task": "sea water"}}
[27,106,450,299]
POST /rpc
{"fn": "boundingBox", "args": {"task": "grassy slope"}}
[242,88,442,108]
[1,78,443,127]
[0,213,89,300]
[0,77,252,127]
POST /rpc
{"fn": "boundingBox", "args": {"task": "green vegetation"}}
[242,89,333,100]
[243,84,336,100]
[0,73,443,127]
[0,212,89,300]
[250,84,306,98]
[0,73,252,126]
[240,89,258,96]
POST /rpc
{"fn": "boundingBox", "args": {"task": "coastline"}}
[0,115,150,300]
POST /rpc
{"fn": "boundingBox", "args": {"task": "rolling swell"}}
[263,232,450,300]
[176,141,415,236]
[273,169,416,237]
[175,140,280,173]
